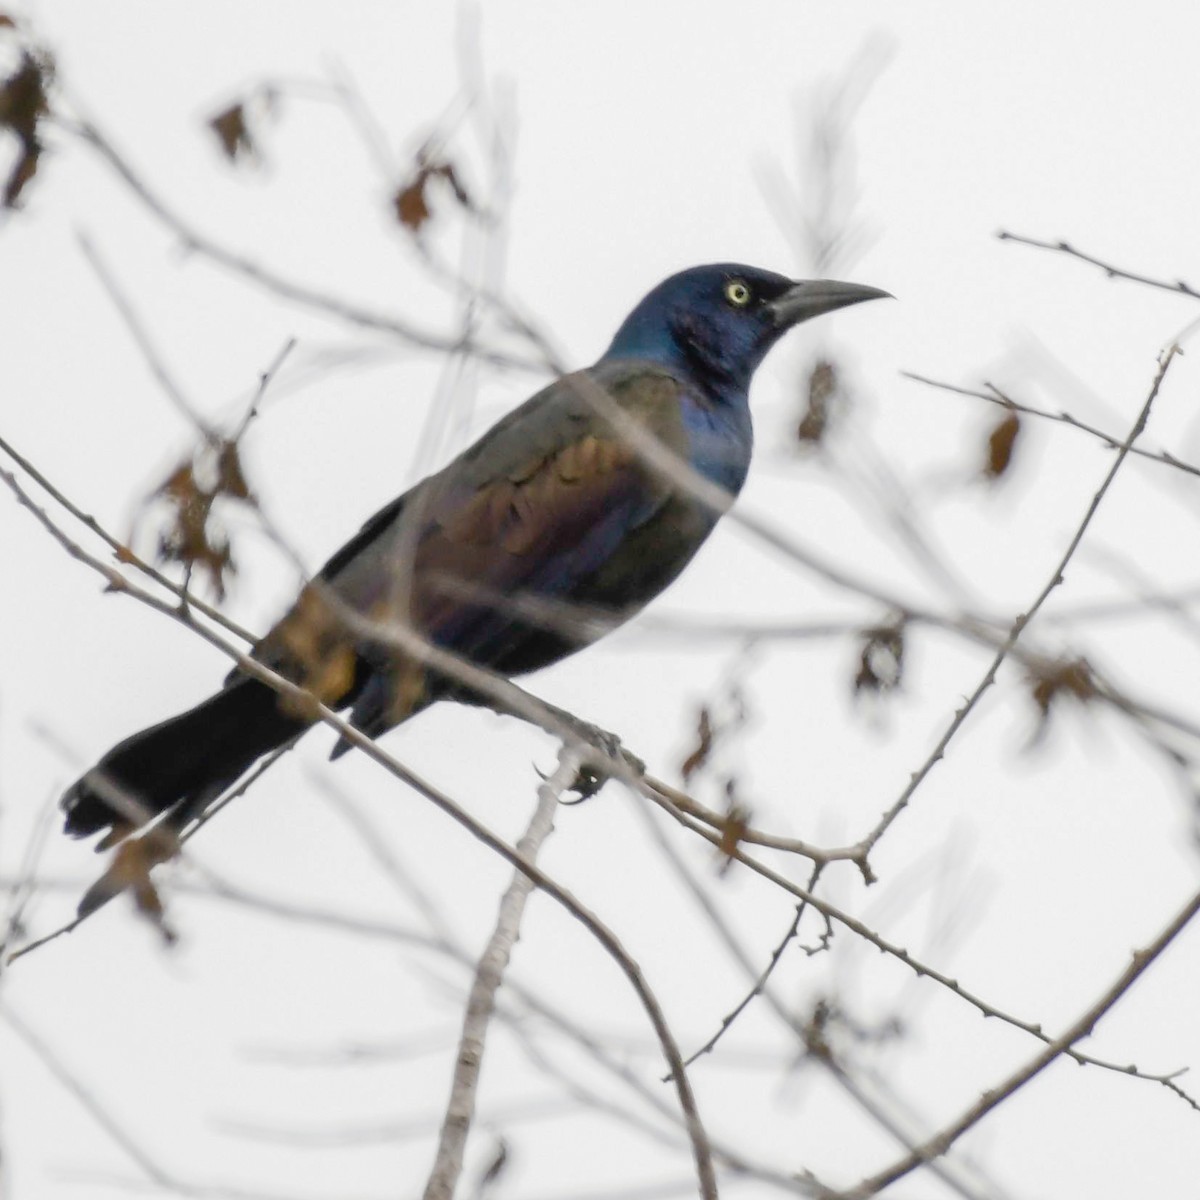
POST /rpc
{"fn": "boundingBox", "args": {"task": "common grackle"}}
[61,264,888,857]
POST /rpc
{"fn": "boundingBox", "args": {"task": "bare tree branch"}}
[836,885,1200,1198]
[998,231,1200,300]
[58,112,543,373]
[423,745,579,1200]
[856,346,1179,855]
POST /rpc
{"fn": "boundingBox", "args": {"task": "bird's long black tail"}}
[61,677,310,841]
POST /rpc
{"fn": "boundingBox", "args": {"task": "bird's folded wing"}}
[252,364,690,721]
[384,365,690,650]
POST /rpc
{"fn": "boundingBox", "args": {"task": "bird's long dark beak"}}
[767,279,893,328]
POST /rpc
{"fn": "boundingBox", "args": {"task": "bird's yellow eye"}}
[724,280,752,307]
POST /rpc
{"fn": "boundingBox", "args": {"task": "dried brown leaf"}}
[0,50,50,207]
[4,146,38,206]
[209,102,254,163]
[1028,657,1097,743]
[215,438,251,500]
[394,172,432,231]
[804,997,833,1059]
[854,622,905,697]
[716,802,750,874]
[393,158,473,232]
[680,706,714,781]
[78,829,180,944]
[984,410,1021,480]
[714,778,751,877]
[155,462,232,597]
[797,359,838,445]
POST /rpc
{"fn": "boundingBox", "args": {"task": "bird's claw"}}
[565,724,645,802]
[533,718,645,803]
[562,763,606,803]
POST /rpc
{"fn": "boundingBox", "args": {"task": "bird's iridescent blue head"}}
[604,263,889,395]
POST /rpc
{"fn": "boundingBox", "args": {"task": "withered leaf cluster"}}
[151,439,252,599]
[0,44,51,208]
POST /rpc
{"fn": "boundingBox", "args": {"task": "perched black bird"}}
[61,264,887,854]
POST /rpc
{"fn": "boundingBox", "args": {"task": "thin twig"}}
[77,231,215,437]
[233,337,297,439]
[635,796,826,1063]
[681,866,825,1069]
[307,770,461,946]
[0,789,59,962]
[998,231,1200,300]
[903,370,1200,481]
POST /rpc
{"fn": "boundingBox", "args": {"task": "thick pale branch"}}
[422,746,578,1200]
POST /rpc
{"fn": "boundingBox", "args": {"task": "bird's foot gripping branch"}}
[528,705,647,803]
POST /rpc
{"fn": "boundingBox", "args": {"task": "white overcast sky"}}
[4,4,1200,1200]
